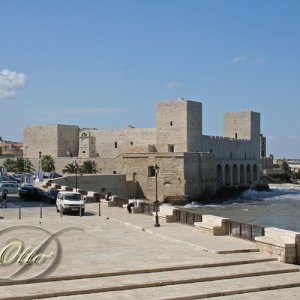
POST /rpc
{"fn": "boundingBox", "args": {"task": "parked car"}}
[45,189,59,204]
[18,186,47,201]
[0,182,20,193]
[0,176,18,183]
[11,174,23,183]
[56,191,85,215]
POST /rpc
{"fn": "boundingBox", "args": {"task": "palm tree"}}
[79,160,97,174]
[3,158,16,172]
[41,155,55,172]
[62,163,77,174]
[15,157,34,173]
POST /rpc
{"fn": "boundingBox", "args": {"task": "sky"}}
[0,0,299,158]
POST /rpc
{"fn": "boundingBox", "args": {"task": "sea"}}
[180,184,300,232]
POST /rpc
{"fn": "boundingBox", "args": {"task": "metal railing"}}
[173,209,202,226]
[171,208,265,241]
[229,221,265,241]
[140,202,156,215]
[113,196,129,207]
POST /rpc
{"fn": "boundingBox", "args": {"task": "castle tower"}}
[156,98,202,153]
[78,131,98,158]
[224,111,260,159]
[23,124,79,158]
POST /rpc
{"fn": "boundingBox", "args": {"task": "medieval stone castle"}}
[23,98,264,201]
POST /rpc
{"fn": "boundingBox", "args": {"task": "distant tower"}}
[79,132,91,158]
[156,98,202,152]
[78,131,97,158]
[260,134,266,158]
[224,111,260,159]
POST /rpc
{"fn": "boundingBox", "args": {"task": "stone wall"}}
[122,153,186,201]
[51,174,135,198]
[201,135,255,160]
[261,156,273,171]
[79,127,156,158]
[184,152,216,199]
[14,157,122,176]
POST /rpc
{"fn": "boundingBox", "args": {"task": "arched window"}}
[232,164,238,185]
[225,164,231,186]
[240,164,245,184]
[148,166,155,177]
[217,164,223,187]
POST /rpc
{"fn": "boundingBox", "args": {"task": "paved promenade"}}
[0,202,300,299]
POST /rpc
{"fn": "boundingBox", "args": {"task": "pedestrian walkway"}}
[0,201,300,299]
[88,205,259,254]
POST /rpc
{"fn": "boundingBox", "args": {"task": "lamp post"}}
[154,164,160,227]
[38,151,42,172]
[23,146,28,176]
[73,160,78,192]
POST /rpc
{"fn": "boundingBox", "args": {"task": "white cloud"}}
[165,82,183,89]
[232,56,247,63]
[253,58,267,64]
[0,69,27,99]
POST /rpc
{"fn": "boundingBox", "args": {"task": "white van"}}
[56,191,85,215]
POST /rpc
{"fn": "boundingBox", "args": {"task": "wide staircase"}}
[1,257,300,299]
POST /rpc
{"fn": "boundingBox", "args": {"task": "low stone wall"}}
[50,174,137,198]
[255,227,300,264]
[194,215,229,236]
[152,205,176,223]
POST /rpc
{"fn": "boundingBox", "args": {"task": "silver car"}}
[0,182,20,193]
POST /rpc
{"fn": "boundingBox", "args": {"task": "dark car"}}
[45,189,59,204]
[18,186,47,201]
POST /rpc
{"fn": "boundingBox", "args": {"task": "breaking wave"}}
[184,184,300,208]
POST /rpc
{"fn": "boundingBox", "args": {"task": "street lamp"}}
[38,151,42,172]
[154,164,160,227]
[23,146,28,174]
[73,160,78,192]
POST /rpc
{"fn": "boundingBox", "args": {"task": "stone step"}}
[207,286,300,299]
[34,271,300,300]
[0,257,276,286]
[0,261,298,300]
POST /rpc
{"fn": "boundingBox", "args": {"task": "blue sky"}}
[0,0,299,158]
